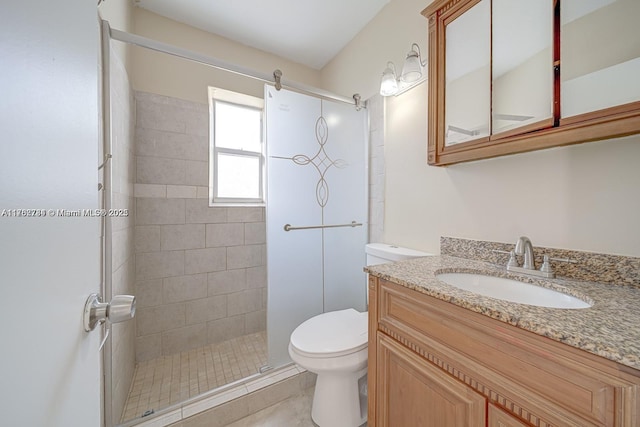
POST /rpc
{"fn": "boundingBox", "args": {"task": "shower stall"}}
[101,22,369,426]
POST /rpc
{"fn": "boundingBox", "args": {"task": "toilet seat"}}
[290,308,368,358]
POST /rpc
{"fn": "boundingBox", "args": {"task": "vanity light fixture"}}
[379,42,428,97]
[379,62,399,96]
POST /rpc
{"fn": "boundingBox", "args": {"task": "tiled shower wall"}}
[109,48,136,421]
[368,94,385,244]
[133,92,267,362]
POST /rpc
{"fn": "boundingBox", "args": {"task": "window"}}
[209,87,265,205]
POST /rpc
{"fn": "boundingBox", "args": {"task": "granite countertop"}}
[365,255,640,371]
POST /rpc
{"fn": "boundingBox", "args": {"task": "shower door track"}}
[104,21,364,109]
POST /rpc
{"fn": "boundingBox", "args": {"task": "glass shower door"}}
[265,87,367,369]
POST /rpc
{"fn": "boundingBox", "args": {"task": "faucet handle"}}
[491,249,520,268]
[507,250,519,268]
[540,255,554,274]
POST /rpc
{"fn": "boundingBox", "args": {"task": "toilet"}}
[288,243,432,427]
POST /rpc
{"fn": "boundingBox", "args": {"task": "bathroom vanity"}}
[366,252,640,426]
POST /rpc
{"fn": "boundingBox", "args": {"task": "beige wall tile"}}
[227,289,263,316]
[196,186,209,199]
[244,222,265,245]
[135,225,161,253]
[136,333,162,362]
[161,224,205,251]
[137,156,186,185]
[207,316,245,344]
[112,227,134,271]
[136,303,186,336]
[112,257,135,296]
[245,310,266,334]
[135,279,163,308]
[166,185,197,199]
[136,250,184,280]
[184,109,209,137]
[136,101,186,134]
[227,207,264,222]
[136,198,185,225]
[227,245,263,269]
[185,160,208,186]
[208,269,246,295]
[185,247,226,274]
[206,223,244,247]
[185,295,227,324]
[162,323,207,355]
[186,199,227,224]
[110,192,134,232]
[136,127,207,161]
[246,266,266,289]
[134,183,167,198]
[131,92,273,357]
[163,273,207,303]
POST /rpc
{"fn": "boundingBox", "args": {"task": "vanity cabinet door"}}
[488,404,531,427]
[375,333,486,427]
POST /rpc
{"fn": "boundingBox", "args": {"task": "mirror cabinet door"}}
[561,0,640,123]
[444,0,491,146]
[425,0,640,166]
[492,0,554,137]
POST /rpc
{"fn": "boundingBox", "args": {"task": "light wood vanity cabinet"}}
[489,404,534,427]
[367,277,640,426]
[376,334,486,426]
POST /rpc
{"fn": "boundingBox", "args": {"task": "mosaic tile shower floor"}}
[122,331,267,422]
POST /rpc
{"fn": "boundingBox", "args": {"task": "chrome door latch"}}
[83,293,136,332]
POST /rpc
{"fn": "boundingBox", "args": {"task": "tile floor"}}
[122,331,267,422]
[225,386,316,427]
[225,387,367,427]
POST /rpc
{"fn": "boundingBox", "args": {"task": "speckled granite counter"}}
[365,255,640,371]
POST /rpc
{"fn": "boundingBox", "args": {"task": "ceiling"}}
[134,0,390,70]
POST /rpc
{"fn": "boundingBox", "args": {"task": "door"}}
[376,334,486,427]
[0,1,102,426]
[265,87,367,368]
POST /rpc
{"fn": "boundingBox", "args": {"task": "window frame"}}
[208,88,265,206]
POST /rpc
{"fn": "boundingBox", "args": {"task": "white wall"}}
[322,0,640,257]
[131,8,322,103]
[321,0,428,100]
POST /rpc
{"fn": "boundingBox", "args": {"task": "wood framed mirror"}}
[423,0,640,166]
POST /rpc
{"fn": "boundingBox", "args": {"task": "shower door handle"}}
[83,293,136,332]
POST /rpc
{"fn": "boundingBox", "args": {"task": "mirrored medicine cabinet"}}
[423,0,640,166]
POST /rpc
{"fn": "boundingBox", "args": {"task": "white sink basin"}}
[436,272,591,309]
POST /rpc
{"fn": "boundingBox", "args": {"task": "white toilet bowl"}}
[288,308,368,427]
[288,243,433,426]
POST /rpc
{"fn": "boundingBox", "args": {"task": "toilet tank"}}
[365,243,432,265]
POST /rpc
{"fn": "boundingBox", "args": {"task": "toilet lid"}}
[290,308,368,357]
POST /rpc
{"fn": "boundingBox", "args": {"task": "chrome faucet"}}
[493,236,576,279]
[514,236,535,270]
[499,236,556,278]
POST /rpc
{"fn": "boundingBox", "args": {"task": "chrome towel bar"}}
[283,221,362,232]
